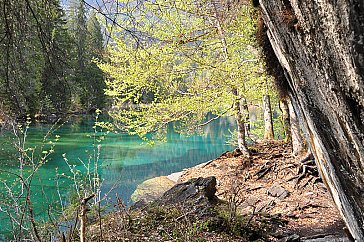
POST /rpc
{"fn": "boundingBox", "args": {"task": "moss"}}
[256,13,291,98]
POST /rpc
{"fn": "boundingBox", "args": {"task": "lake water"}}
[0,115,235,237]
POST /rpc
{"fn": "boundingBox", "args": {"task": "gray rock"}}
[131,176,176,203]
[157,176,218,206]
[267,183,289,199]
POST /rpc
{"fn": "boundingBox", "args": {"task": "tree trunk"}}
[289,101,304,155]
[242,97,250,135]
[232,88,250,156]
[263,95,274,140]
[279,98,291,143]
[260,0,364,239]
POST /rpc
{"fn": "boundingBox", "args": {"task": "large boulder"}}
[156,176,218,207]
[260,0,364,240]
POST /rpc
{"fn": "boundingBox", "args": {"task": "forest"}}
[0,0,289,150]
[1,0,363,241]
[0,0,105,120]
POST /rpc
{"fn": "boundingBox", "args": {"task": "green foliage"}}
[99,0,274,141]
[40,0,74,114]
[68,2,106,112]
[0,0,45,117]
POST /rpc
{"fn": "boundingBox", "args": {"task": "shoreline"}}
[96,141,349,241]
[131,158,221,203]
[166,159,214,183]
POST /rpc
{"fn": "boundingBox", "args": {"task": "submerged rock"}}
[131,176,176,203]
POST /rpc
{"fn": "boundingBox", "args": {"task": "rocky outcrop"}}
[260,0,364,240]
[132,176,219,214]
[156,176,218,208]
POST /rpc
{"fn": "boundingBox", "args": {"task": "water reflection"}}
[0,115,236,234]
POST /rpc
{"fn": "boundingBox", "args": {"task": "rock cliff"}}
[260,0,364,240]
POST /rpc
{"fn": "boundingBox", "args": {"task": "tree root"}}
[286,153,321,188]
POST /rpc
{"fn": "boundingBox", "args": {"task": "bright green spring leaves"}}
[99,0,265,139]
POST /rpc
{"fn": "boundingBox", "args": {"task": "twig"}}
[245,206,256,227]
[80,194,95,242]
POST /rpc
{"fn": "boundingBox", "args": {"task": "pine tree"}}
[40,0,73,115]
[83,10,105,110]
[68,0,87,72]
[86,11,103,58]
[0,0,73,117]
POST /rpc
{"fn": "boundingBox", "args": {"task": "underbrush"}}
[89,201,278,241]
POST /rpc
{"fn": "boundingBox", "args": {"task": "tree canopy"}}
[98,0,277,150]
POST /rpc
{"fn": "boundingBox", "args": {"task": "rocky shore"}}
[131,140,349,241]
[91,140,350,241]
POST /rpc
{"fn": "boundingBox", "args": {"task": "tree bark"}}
[260,0,364,240]
[232,88,250,156]
[263,95,274,140]
[279,98,291,143]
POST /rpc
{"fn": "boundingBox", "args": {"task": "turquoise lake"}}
[0,115,235,236]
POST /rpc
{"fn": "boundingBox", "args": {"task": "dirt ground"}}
[179,140,348,241]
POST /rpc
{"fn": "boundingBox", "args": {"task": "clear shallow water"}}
[0,115,235,236]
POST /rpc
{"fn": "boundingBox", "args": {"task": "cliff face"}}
[260,0,364,240]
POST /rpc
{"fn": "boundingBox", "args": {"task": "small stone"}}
[256,199,275,213]
[268,183,290,199]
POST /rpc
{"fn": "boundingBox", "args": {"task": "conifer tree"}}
[0,0,73,117]
[67,0,107,111]
[83,10,106,110]
[40,0,73,114]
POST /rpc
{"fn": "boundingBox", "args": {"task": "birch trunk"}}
[242,97,250,135]
[263,95,274,140]
[232,88,250,156]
